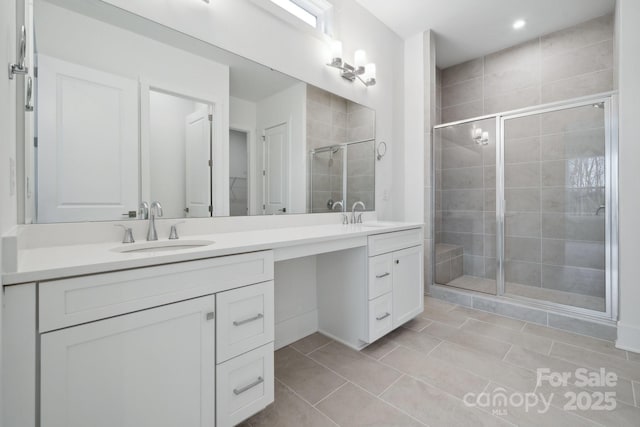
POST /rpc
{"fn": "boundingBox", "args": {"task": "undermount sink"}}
[111,240,215,253]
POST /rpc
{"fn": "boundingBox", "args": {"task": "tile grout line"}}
[272,377,341,427]
[520,321,528,332]
[375,372,406,398]
[502,345,513,362]
[368,342,400,361]
[330,371,430,427]
[311,381,349,408]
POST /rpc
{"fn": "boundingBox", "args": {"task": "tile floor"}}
[242,296,640,427]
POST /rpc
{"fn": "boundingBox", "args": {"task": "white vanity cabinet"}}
[4,251,275,427]
[367,229,424,341]
[317,227,424,349]
[40,296,216,427]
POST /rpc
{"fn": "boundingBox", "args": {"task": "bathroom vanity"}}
[3,0,423,425]
[2,221,424,427]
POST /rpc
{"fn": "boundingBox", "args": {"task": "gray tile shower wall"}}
[501,107,606,303]
[307,85,375,213]
[439,14,614,124]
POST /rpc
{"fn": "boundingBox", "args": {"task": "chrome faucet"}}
[147,201,163,241]
[595,204,606,216]
[139,201,149,220]
[351,201,365,224]
[331,200,349,224]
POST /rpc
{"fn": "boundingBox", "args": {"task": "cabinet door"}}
[41,296,215,427]
[392,246,424,328]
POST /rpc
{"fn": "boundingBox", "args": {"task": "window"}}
[254,0,333,36]
[270,0,318,28]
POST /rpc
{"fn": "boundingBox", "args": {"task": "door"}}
[392,245,424,328]
[40,296,215,427]
[185,108,212,217]
[263,123,288,215]
[37,55,138,222]
[501,100,611,315]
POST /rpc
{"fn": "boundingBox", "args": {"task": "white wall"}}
[616,0,640,352]
[35,0,231,216]
[402,33,425,223]
[256,82,307,214]
[101,0,404,220]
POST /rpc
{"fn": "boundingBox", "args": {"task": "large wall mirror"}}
[25,0,376,223]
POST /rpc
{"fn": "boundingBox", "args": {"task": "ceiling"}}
[355,0,616,68]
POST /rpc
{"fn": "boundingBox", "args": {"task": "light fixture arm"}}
[326,46,376,87]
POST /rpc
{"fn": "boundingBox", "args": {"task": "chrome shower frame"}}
[432,92,619,321]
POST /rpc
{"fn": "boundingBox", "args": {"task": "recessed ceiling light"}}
[513,19,526,30]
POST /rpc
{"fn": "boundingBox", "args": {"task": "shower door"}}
[433,117,498,294]
[310,146,345,213]
[500,98,615,316]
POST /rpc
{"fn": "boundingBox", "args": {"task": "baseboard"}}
[274,309,318,350]
[616,320,640,353]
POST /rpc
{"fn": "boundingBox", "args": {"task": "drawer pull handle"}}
[233,313,264,326]
[376,312,391,321]
[233,376,264,395]
[376,272,390,279]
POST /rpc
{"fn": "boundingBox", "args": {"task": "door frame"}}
[229,126,254,215]
[140,78,220,215]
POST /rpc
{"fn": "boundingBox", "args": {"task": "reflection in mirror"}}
[29,0,376,223]
[229,130,249,216]
[307,86,375,213]
[147,90,212,219]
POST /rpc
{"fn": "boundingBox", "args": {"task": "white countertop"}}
[2,222,423,285]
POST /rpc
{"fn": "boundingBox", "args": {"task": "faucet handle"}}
[342,214,349,225]
[114,224,135,244]
[357,213,363,223]
[169,221,185,240]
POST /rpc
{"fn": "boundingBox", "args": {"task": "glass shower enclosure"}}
[433,94,617,319]
[309,140,375,213]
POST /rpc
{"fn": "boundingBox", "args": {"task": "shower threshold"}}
[443,275,605,312]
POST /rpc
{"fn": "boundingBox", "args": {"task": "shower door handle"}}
[595,205,605,216]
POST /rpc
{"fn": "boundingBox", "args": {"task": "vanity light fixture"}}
[327,40,377,87]
[472,127,489,145]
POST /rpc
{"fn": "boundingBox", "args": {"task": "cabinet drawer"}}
[217,281,274,363]
[368,228,423,256]
[368,254,393,299]
[39,251,274,332]
[367,292,393,343]
[217,342,274,427]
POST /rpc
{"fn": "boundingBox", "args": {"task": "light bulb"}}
[354,50,367,69]
[366,63,376,79]
[331,40,343,63]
